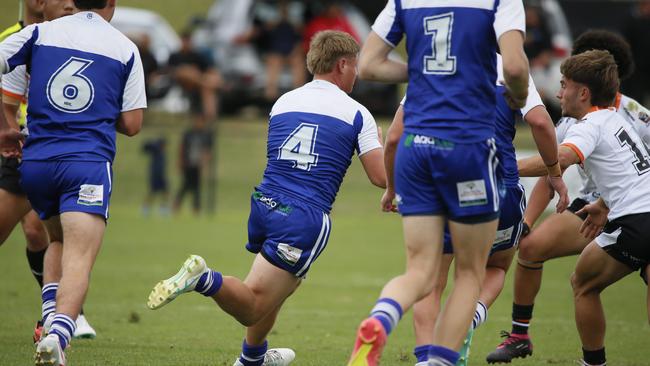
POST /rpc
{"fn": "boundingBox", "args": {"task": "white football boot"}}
[34,334,65,366]
[147,255,208,310]
[74,314,97,339]
[233,348,296,366]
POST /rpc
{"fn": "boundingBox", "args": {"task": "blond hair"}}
[306,30,360,75]
[560,50,619,107]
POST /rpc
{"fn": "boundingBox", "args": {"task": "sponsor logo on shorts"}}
[457,180,488,207]
[493,226,514,246]
[253,192,293,214]
[276,243,302,266]
[404,134,454,149]
[77,184,103,206]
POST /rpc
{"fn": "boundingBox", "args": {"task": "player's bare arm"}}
[359,148,386,189]
[2,94,21,131]
[358,32,408,83]
[518,145,580,177]
[576,197,609,239]
[498,30,529,109]
[116,109,143,136]
[380,104,403,212]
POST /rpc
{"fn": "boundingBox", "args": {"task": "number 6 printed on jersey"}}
[47,57,95,113]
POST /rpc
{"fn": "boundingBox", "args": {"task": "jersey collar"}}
[586,93,621,114]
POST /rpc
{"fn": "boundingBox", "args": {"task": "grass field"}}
[0,1,212,31]
[0,113,649,366]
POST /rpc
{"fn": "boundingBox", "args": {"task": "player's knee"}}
[517,239,546,262]
[517,257,544,271]
[23,226,48,251]
[570,271,601,297]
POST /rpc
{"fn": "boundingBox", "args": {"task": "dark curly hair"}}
[74,0,107,10]
[572,30,634,81]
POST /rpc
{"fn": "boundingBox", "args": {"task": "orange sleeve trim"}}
[561,143,584,163]
[1,88,25,101]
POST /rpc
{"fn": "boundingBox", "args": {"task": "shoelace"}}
[265,350,283,362]
[497,330,522,347]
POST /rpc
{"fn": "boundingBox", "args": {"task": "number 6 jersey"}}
[0,11,146,162]
[561,108,650,220]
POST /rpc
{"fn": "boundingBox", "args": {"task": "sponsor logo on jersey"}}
[253,191,293,214]
[276,243,302,266]
[406,134,455,149]
[77,184,103,206]
[457,180,488,207]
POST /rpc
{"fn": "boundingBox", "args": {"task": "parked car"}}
[111,7,188,113]
[525,0,572,116]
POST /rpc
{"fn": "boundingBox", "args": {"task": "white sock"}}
[472,301,488,329]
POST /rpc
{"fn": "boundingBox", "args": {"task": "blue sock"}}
[428,345,460,366]
[49,314,76,350]
[238,340,267,366]
[41,283,58,323]
[370,298,403,335]
[195,270,223,297]
[414,344,432,363]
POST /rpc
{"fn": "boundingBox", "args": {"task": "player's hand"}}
[381,189,398,213]
[0,129,24,158]
[546,175,569,213]
[503,88,527,110]
[577,202,608,240]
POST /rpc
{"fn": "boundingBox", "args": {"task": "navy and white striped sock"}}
[370,298,403,335]
[238,340,267,366]
[472,301,488,329]
[49,313,76,350]
[41,283,58,323]
[428,345,459,366]
[194,270,223,297]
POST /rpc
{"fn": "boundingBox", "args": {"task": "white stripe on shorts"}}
[296,212,330,278]
[512,183,526,247]
[487,138,499,212]
[105,162,111,218]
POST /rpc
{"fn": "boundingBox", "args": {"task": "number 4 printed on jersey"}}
[278,123,319,171]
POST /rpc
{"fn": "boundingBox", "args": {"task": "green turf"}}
[0,115,648,365]
[0,1,212,32]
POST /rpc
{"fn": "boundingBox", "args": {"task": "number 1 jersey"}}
[0,11,146,162]
[372,0,525,142]
[259,80,382,213]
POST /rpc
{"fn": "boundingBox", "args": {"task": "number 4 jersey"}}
[561,108,650,220]
[259,79,382,213]
[0,11,146,162]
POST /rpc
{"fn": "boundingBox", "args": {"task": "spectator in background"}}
[262,0,305,101]
[136,34,166,100]
[173,118,214,215]
[142,137,169,217]
[168,31,222,121]
[302,1,359,54]
[524,5,553,70]
[624,0,650,106]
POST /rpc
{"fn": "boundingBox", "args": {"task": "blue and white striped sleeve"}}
[357,107,382,156]
[0,24,39,75]
[371,0,403,48]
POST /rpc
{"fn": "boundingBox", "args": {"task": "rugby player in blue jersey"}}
[0,0,146,364]
[346,1,569,366]
[147,31,386,366]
